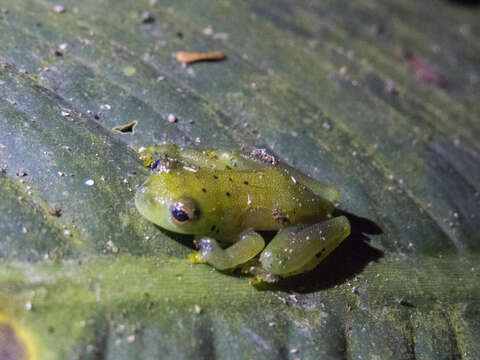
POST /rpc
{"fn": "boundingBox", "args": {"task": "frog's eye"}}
[170,198,198,225]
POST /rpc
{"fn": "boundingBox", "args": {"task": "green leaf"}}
[1,0,479,359]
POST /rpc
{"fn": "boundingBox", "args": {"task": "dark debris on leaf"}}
[140,11,155,23]
[112,120,138,134]
[48,204,62,217]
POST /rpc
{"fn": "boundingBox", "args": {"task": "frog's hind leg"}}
[277,161,341,203]
[245,146,340,203]
[259,216,351,277]
[192,230,265,270]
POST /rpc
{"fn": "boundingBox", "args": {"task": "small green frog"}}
[135,144,350,282]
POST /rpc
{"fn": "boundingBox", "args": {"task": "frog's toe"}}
[188,252,205,264]
[248,276,263,285]
[253,273,280,284]
[239,261,280,284]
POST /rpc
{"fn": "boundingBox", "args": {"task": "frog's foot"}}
[259,216,351,277]
[196,230,265,271]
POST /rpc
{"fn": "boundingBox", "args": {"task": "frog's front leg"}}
[259,216,351,277]
[193,230,265,270]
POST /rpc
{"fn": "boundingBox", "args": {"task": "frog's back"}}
[195,167,334,234]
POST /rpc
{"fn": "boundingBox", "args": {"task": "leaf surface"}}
[0,0,479,359]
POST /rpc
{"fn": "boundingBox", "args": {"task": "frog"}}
[135,143,351,282]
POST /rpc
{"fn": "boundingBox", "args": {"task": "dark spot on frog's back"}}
[213,175,218,180]
[226,192,231,197]
[202,188,207,193]
[244,180,249,185]
[211,225,216,232]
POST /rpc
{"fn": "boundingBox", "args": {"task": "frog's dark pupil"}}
[172,207,189,222]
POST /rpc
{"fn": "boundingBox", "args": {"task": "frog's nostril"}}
[135,186,151,213]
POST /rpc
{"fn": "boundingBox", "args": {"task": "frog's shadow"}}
[255,210,384,293]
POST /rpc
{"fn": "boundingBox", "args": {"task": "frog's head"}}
[135,171,214,235]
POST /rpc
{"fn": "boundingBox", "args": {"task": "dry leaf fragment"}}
[174,51,226,64]
[404,51,447,88]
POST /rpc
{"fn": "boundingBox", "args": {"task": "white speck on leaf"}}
[53,5,65,13]
[167,113,177,123]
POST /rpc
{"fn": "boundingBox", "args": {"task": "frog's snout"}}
[135,185,159,222]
